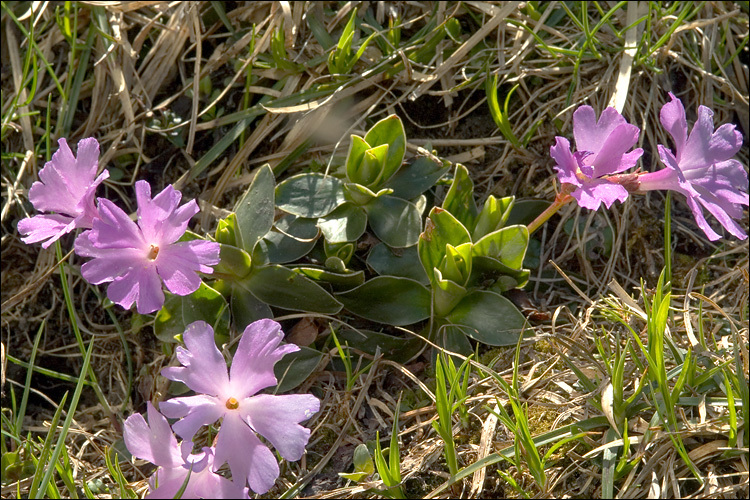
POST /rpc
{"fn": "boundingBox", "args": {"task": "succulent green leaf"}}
[384,155,451,200]
[363,115,406,186]
[317,203,367,243]
[359,143,389,187]
[238,265,342,314]
[446,290,526,346]
[442,164,478,231]
[234,164,275,253]
[276,172,346,218]
[324,240,355,265]
[256,215,319,264]
[230,285,272,332]
[154,283,230,343]
[472,225,529,270]
[433,268,468,318]
[365,195,422,248]
[470,256,530,291]
[366,243,429,284]
[353,444,375,475]
[505,199,551,226]
[345,135,371,184]
[293,265,365,290]
[432,320,474,356]
[472,195,515,240]
[212,243,253,279]
[437,242,473,286]
[342,182,391,206]
[418,207,472,285]
[336,276,430,326]
[274,345,324,393]
[215,213,239,246]
[336,327,423,363]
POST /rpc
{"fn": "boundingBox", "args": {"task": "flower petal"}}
[123,402,182,468]
[229,319,299,398]
[550,137,581,187]
[18,213,75,248]
[105,266,164,313]
[659,92,688,156]
[161,321,231,396]
[158,394,225,442]
[573,106,627,155]
[574,178,629,210]
[589,123,642,176]
[155,241,220,296]
[242,394,319,461]
[214,412,279,494]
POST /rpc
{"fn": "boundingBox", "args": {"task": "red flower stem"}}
[527,191,575,236]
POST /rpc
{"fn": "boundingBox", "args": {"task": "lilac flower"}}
[124,401,248,499]
[635,93,748,241]
[159,320,320,494]
[18,138,109,248]
[550,106,643,210]
[74,180,220,314]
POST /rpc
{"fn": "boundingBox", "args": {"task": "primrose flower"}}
[551,106,643,210]
[159,320,320,494]
[124,402,248,499]
[74,180,220,314]
[18,138,109,248]
[634,93,748,241]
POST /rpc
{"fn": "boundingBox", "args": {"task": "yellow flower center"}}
[147,245,160,260]
[225,397,239,410]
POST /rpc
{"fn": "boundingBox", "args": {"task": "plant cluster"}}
[15,90,747,497]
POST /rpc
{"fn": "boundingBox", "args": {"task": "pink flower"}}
[74,180,220,314]
[18,138,109,248]
[159,320,320,494]
[635,93,748,241]
[124,402,248,499]
[551,106,643,209]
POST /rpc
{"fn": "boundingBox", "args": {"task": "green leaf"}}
[336,326,423,363]
[274,345,324,393]
[433,320,474,356]
[343,182,391,206]
[234,164,275,253]
[215,213,239,246]
[366,243,429,284]
[446,291,526,346]
[419,207,472,285]
[505,199,550,226]
[239,265,343,313]
[442,164,478,231]
[384,155,451,201]
[353,443,375,475]
[230,285,272,332]
[473,195,515,240]
[364,115,407,187]
[292,266,365,290]
[345,135,371,184]
[257,215,319,264]
[437,242,473,286]
[212,243,252,279]
[360,143,389,187]
[365,195,422,248]
[324,240,355,265]
[470,256,530,291]
[317,203,367,243]
[336,276,430,326]
[154,283,230,343]
[433,269,468,318]
[472,225,529,270]
[276,172,346,218]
